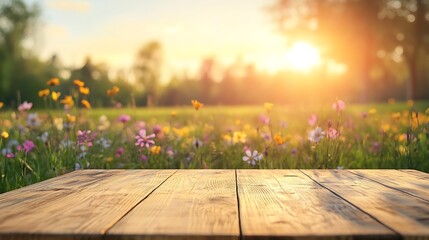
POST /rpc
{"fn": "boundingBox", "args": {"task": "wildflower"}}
[191,99,203,110]
[259,114,270,125]
[79,87,90,95]
[1,131,9,139]
[407,100,414,107]
[6,153,14,158]
[273,134,285,145]
[98,115,111,131]
[368,108,377,115]
[107,86,120,97]
[332,100,346,112]
[151,145,161,155]
[171,111,177,118]
[0,102,3,108]
[153,125,162,135]
[391,112,401,120]
[47,78,60,86]
[73,79,85,87]
[117,114,131,123]
[53,118,64,131]
[26,113,40,128]
[60,96,74,107]
[396,134,406,142]
[425,108,429,115]
[51,91,61,101]
[134,121,146,130]
[22,140,36,153]
[242,150,263,166]
[308,127,325,143]
[38,89,50,97]
[135,129,156,148]
[327,127,338,139]
[308,114,317,126]
[232,131,247,144]
[166,148,174,158]
[96,137,111,149]
[291,148,298,155]
[38,132,49,143]
[264,102,274,112]
[140,155,148,162]
[81,100,91,109]
[77,130,95,147]
[66,114,76,123]
[18,101,33,112]
[115,147,125,158]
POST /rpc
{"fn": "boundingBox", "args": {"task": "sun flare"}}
[285,41,321,72]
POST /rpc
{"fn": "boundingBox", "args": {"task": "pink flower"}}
[134,121,146,130]
[259,114,270,125]
[332,100,346,112]
[153,125,162,135]
[135,129,155,148]
[77,130,95,147]
[18,101,33,112]
[115,147,125,158]
[140,154,148,162]
[23,140,35,153]
[6,153,14,158]
[308,114,317,126]
[327,127,338,139]
[118,114,131,123]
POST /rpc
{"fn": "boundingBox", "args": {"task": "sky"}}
[24,0,291,82]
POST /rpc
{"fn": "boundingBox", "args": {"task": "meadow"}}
[0,87,428,193]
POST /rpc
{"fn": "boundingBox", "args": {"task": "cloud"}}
[47,0,91,12]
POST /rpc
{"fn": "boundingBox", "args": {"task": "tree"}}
[133,41,162,107]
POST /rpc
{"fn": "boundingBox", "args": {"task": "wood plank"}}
[302,170,429,239]
[349,170,429,201]
[237,169,396,239]
[400,169,429,179]
[107,170,239,240]
[0,170,175,240]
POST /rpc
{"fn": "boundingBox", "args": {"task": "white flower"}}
[97,115,111,131]
[38,132,49,143]
[242,150,263,166]
[308,127,325,143]
[26,113,40,128]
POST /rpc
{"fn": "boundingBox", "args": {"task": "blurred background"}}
[1,0,429,107]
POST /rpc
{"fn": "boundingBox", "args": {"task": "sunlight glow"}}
[285,41,321,72]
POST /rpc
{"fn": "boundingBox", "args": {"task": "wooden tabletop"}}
[0,169,428,240]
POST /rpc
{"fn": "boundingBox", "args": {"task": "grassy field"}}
[1,101,428,193]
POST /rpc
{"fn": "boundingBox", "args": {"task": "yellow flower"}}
[38,89,50,97]
[273,134,285,145]
[79,87,90,95]
[60,95,74,107]
[191,99,203,110]
[81,99,91,109]
[232,131,247,144]
[368,108,377,115]
[170,111,177,118]
[51,91,61,101]
[0,102,3,109]
[391,112,401,120]
[387,98,395,104]
[1,131,9,139]
[381,123,390,132]
[396,134,406,142]
[73,79,85,87]
[264,102,274,112]
[107,86,120,97]
[425,108,429,115]
[46,78,60,86]
[151,145,161,155]
[407,100,414,107]
[66,114,76,123]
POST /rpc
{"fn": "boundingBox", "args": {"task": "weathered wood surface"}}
[0,169,428,240]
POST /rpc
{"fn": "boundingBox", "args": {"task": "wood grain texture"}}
[302,170,429,239]
[237,169,396,239]
[349,169,429,201]
[400,169,429,179]
[107,170,239,240]
[0,170,175,240]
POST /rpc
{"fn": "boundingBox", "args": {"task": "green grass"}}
[1,101,428,193]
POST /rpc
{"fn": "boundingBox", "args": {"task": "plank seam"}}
[299,169,403,240]
[101,170,178,237]
[349,170,429,203]
[235,169,243,240]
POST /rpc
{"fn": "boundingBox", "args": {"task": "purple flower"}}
[140,154,148,162]
[135,129,155,148]
[115,147,125,158]
[327,127,338,139]
[77,130,95,147]
[308,127,325,143]
[153,125,162,135]
[6,153,14,158]
[259,114,270,125]
[22,140,35,153]
[18,101,33,112]
[118,114,131,123]
[308,114,317,126]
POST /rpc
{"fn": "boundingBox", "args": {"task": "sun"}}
[285,41,321,72]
